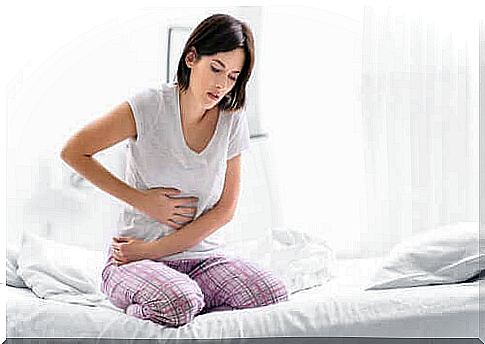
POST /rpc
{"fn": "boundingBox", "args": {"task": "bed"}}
[6,138,484,342]
[6,256,482,340]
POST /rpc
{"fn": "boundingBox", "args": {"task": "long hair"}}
[175,13,255,113]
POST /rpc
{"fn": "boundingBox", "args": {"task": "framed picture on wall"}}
[167,26,192,84]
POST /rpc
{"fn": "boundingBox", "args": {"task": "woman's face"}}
[185,47,245,109]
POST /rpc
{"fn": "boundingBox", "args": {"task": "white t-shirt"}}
[108,82,251,261]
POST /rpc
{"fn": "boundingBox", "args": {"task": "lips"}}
[208,92,220,100]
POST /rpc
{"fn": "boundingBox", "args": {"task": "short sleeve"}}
[227,110,251,160]
[126,88,160,143]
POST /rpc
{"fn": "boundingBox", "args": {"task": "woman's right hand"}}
[137,187,199,229]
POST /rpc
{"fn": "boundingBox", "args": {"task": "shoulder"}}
[130,83,179,100]
[127,85,177,114]
[225,107,244,121]
[128,86,163,101]
[227,109,248,129]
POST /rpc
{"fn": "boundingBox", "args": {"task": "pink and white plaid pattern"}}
[100,250,288,327]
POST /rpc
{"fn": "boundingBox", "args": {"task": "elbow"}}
[222,205,236,224]
[60,147,79,164]
[215,199,237,224]
[60,146,90,164]
[60,147,71,163]
[60,147,70,162]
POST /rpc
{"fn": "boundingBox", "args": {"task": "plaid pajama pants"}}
[100,249,289,327]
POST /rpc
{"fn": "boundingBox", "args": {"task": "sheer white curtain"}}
[361,5,479,257]
[260,7,365,258]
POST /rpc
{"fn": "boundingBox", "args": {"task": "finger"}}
[167,193,198,200]
[117,236,131,242]
[111,257,122,266]
[174,197,199,206]
[167,219,183,229]
[112,249,122,259]
[164,188,181,195]
[171,213,194,224]
[112,247,120,256]
[114,254,125,263]
[174,206,197,216]
[151,186,180,192]
[170,220,184,229]
[113,236,130,242]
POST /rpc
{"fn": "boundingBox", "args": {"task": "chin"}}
[205,99,219,108]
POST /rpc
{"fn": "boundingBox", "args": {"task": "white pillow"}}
[6,245,28,288]
[16,231,107,306]
[223,227,336,294]
[365,221,483,290]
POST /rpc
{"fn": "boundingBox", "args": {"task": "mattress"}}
[6,257,482,339]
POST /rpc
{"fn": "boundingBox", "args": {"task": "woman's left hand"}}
[111,236,154,266]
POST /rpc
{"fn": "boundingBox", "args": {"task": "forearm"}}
[149,204,233,259]
[60,153,144,209]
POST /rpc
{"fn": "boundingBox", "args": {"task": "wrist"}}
[146,239,162,260]
[130,189,148,212]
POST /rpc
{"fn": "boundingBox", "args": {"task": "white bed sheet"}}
[6,257,482,339]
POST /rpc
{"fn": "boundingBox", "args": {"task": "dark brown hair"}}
[175,13,255,113]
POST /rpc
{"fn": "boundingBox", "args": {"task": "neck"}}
[179,86,213,124]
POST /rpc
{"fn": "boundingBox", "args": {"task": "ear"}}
[185,47,198,68]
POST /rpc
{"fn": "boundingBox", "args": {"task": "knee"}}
[144,282,205,327]
[100,264,130,309]
[254,275,289,306]
[230,273,289,309]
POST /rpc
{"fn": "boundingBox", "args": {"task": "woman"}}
[61,13,288,327]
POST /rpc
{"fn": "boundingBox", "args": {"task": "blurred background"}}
[4,2,482,259]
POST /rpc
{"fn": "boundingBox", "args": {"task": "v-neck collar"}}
[175,84,222,157]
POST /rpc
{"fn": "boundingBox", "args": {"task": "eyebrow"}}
[213,59,241,74]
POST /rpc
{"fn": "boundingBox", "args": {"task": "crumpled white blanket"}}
[223,227,337,293]
[14,227,336,307]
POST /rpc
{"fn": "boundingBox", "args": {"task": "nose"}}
[215,75,227,91]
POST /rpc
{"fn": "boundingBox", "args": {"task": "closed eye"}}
[211,66,238,81]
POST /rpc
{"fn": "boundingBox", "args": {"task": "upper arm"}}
[60,101,137,159]
[216,154,243,219]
